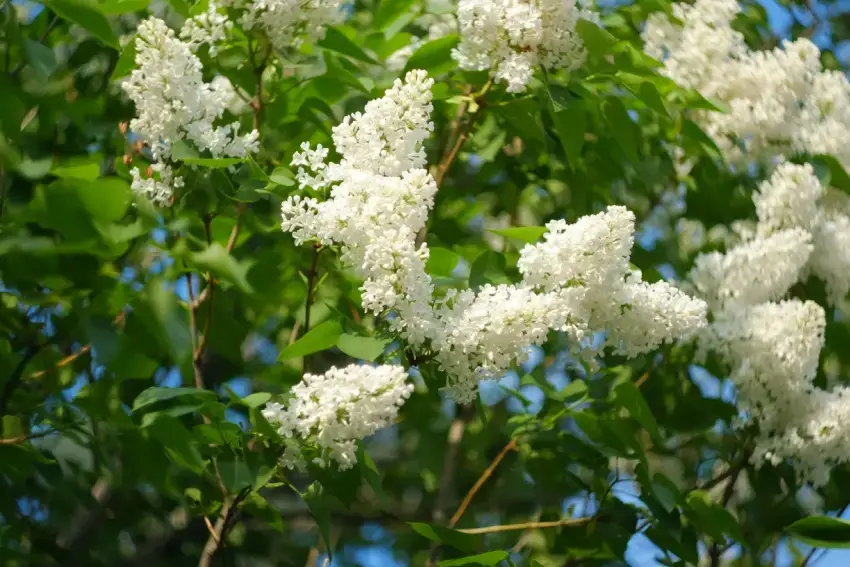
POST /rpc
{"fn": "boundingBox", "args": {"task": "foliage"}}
[3,0,850,566]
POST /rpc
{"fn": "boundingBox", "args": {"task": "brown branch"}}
[27,344,90,379]
[457,517,592,535]
[0,344,43,418]
[433,80,493,188]
[634,370,650,389]
[199,489,250,567]
[449,438,517,527]
[708,456,747,567]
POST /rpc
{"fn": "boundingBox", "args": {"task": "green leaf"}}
[404,35,459,76]
[813,154,850,194]
[409,523,478,553]
[111,37,136,80]
[552,101,586,165]
[439,551,510,566]
[426,247,460,277]
[218,459,253,494]
[301,483,335,558]
[604,97,638,162]
[190,243,254,294]
[98,0,150,14]
[23,40,56,81]
[374,0,417,31]
[133,387,217,412]
[44,0,119,48]
[499,98,545,144]
[269,166,296,187]
[686,490,743,542]
[143,414,206,473]
[787,516,850,549]
[636,82,668,116]
[240,392,272,408]
[554,379,588,404]
[576,20,618,56]
[280,320,343,360]
[357,445,388,503]
[318,27,377,64]
[469,250,507,289]
[51,161,100,181]
[336,334,388,362]
[488,226,547,244]
[613,379,662,444]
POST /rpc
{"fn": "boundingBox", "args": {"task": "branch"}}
[192,211,244,309]
[433,82,491,187]
[198,489,250,567]
[457,517,592,535]
[708,455,747,567]
[303,244,321,335]
[449,438,517,527]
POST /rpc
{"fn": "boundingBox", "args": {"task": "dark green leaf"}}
[302,483,335,558]
[552,101,586,164]
[813,154,850,194]
[787,516,850,549]
[143,414,206,473]
[409,523,478,553]
[604,97,638,162]
[403,35,459,76]
[613,379,662,444]
[133,387,217,412]
[98,0,150,14]
[218,459,253,494]
[24,40,56,81]
[469,250,507,289]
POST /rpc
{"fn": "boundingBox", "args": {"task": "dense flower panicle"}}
[223,0,343,51]
[687,228,813,310]
[518,206,635,292]
[129,162,183,207]
[180,0,232,54]
[261,364,412,470]
[282,70,708,403]
[644,0,850,168]
[753,162,823,234]
[602,273,708,358]
[453,0,596,93]
[123,17,259,203]
[810,216,850,305]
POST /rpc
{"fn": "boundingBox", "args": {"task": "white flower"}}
[225,0,343,52]
[180,0,232,55]
[688,228,813,310]
[644,0,850,169]
[753,162,823,234]
[281,71,708,403]
[123,17,259,203]
[453,0,597,93]
[262,364,412,470]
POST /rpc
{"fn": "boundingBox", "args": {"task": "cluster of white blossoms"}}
[644,0,850,168]
[123,18,259,205]
[261,364,412,470]
[452,0,596,93]
[282,70,707,402]
[688,162,850,485]
[218,0,343,52]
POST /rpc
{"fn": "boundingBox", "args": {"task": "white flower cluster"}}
[453,0,596,93]
[282,70,707,402]
[688,162,850,485]
[261,364,412,470]
[221,0,343,52]
[124,18,259,205]
[643,0,850,168]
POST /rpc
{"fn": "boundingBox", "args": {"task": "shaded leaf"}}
[280,320,343,360]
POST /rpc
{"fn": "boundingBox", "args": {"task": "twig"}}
[433,80,493,187]
[198,488,250,567]
[708,455,747,567]
[27,345,91,379]
[449,438,517,527]
[192,211,244,308]
[634,370,650,389]
[457,517,592,535]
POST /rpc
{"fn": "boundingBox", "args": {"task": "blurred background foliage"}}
[4,0,850,565]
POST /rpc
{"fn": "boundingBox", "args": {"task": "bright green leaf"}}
[488,226,547,244]
[190,243,254,294]
[426,247,460,277]
[133,387,217,412]
[241,392,272,408]
[318,27,377,64]
[44,0,119,48]
[336,334,388,362]
[280,320,343,360]
[409,523,478,553]
[439,551,510,566]
[403,35,459,76]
